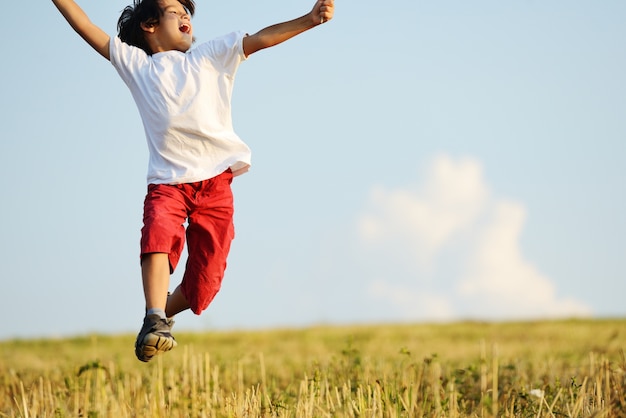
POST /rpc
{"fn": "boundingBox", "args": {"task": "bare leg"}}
[166,285,191,318]
[141,253,170,311]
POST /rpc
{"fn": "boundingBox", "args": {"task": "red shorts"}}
[141,170,235,314]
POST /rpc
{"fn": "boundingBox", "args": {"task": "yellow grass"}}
[1,319,625,417]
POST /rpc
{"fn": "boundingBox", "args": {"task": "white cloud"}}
[358,155,488,268]
[367,280,455,321]
[358,154,591,321]
[457,200,591,318]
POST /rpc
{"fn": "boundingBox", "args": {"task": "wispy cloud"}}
[366,280,455,321]
[359,155,487,269]
[457,200,590,318]
[357,154,591,321]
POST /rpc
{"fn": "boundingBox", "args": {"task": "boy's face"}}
[146,0,193,53]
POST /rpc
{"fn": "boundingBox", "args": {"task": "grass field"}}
[1,319,625,417]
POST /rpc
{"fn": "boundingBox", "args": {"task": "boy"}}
[52,0,334,362]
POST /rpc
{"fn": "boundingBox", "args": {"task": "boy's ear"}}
[140,21,157,33]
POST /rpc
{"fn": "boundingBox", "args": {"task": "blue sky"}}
[0,0,624,339]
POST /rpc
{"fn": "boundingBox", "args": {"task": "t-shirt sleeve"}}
[194,31,247,76]
[109,36,149,87]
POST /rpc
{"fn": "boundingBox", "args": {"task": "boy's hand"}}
[313,0,335,25]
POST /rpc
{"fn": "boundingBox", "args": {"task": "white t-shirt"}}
[109,32,251,185]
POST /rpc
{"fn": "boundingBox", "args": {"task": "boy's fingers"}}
[317,0,333,24]
[320,2,334,22]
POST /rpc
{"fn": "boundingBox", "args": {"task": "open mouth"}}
[179,24,191,33]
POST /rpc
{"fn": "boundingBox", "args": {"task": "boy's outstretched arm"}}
[52,0,110,60]
[243,0,334,57]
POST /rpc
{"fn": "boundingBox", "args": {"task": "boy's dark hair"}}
[117,0,196,55]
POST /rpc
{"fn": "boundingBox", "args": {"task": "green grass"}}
[1,319,625,417]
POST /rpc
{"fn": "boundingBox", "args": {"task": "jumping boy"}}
[52,0,334,362]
